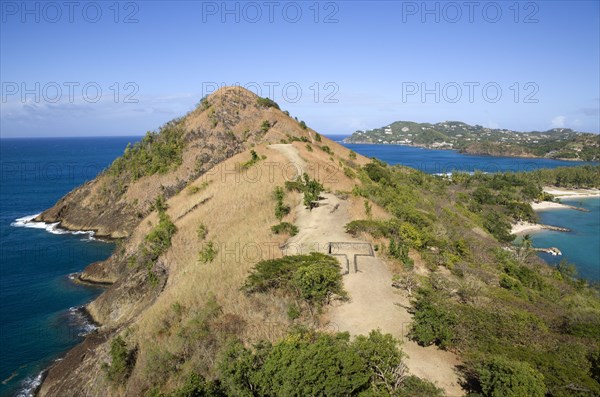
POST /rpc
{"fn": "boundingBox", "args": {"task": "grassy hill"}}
[344,121,600,161]
[37,88,600,397]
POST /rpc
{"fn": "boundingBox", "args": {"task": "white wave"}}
[15,370,44,397]
[11,214,95,239]
[68,306,98,336]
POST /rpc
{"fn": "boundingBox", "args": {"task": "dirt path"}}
[270,144,464,396]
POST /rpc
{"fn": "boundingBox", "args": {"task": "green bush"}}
[396,376,445,397]
[320,145,333,155]
[273,186,290,221]
[299,120,307,130]
[198,241,218,264]
[261,120,271,133]
[256,97,280,109]
[285,173,323,210]
[345,219,389,238]
[476,355,546,397]
[144,211,177,261]
[103,336,135,384]
[292,263,343,306]
[271,222,298,236]
[255,331,369,396]
[243,253,344,308]
[410,291,456,349]
[187,181,210,195]
[169,373,224,397]
[218,329,439,397]
[197,223,208,240]
[108,120,185,181]
[242,150,262,169]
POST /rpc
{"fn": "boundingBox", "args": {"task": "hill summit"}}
[35,87,317,238]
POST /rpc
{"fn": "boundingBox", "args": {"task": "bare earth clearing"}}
[271,144,464,397]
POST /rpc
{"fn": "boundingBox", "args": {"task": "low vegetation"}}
[128,197,177,286]
[270,222,298,236]
[218,329,444,397]
[243,252,345,310]
[102,336,136,385]
[285,173,323,210]
[256,96,280,109]
[348,160,600,396]
[108,120,185,181]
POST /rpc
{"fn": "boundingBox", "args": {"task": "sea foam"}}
[11,214,95,240]
[15,371,44,397]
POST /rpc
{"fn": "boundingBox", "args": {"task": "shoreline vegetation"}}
[511,187,600,235]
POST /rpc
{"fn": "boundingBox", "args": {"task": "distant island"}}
[344,121,600,161]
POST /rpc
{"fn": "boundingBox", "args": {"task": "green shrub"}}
[254,331,370,396]
[285,173,323,210]
[306,144,313,152]
[499,274,523,293]
[292,263,343,306]
[243,253,344,308]
[273,186,290,221]
[287,304,301,320]
[410,291,456,349]
[198,241,218,264]
[349,150,357,160]
[261,120,271,133]
[476,355,546,397]
[242,150,262,169]
[299,121,307,130]
[103,336,135,384]
[396,375,445,397]
[217,328,437,397]
[187,181,210,195]
[314,132,321,141]
[353,330,406,392]
[271,222,298,236]
[170,373,224,397]
[344,167,356,178]
[108,120,185,181]
[364,200,372,219]
[256,97,280,109]
[197,223,208,240]
[320,145,333,155]
[345,219,388,238]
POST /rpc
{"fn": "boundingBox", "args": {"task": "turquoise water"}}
[336,138,599,281]
[0,137,139,397]
[530,198,600,281]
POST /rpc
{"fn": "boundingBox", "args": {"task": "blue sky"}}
[1,0,599,137]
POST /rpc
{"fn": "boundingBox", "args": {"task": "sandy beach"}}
[512,187,599,234]
[511,221,546,235]
[543,187,600,200]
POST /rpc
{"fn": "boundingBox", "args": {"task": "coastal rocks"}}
[37,331,112,397]
[534,247,562,256]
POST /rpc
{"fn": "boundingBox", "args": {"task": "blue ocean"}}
[340,141,599,174]
[0,136,598,396]
[0,137,138,397]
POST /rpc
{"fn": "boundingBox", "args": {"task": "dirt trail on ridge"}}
[270,144,464,396]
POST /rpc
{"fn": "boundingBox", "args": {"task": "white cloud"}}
[551,115,566,128]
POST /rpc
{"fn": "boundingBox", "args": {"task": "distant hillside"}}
[344,121,600,161]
